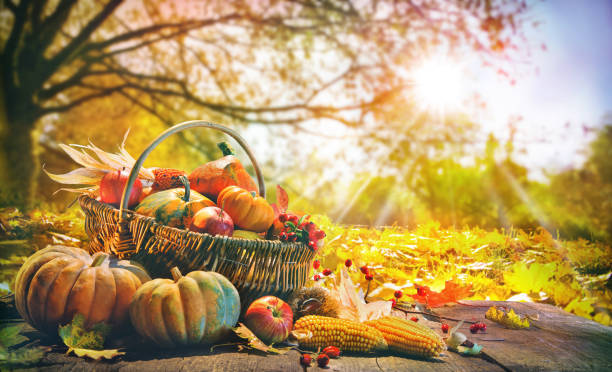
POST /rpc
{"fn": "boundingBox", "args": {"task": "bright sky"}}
[241,0,612,185]
[471,0,612,179]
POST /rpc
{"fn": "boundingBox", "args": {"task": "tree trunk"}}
[0,117,37,210]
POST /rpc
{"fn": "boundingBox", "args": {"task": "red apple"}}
[99,169,142,208]
[189,206,234,236]
[244,296,293,344]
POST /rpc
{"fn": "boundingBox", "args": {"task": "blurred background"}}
[0,0,610,243]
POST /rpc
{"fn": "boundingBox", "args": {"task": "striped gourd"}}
[293,315,387,353]
[364,316,445,358]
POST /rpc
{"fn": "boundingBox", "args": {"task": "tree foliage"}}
[0,0,531,208]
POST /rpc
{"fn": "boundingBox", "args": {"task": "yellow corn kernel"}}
[364,316,445,358]
[293,315,387,353]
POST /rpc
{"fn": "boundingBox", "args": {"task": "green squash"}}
[129,267,240,347]
[135,176,214,228]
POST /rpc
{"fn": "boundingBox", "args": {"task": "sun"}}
[411,56,466,114]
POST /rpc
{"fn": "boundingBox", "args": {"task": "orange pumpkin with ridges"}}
[217,186,274,232]
[188,142,258,202]
[14,245,150,333]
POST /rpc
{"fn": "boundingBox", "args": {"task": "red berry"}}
[322,346,340,358]
[410,316,418,322]
[360,265,369,275]
[304,221,315,232]
[289,215,299,224]
[313,274,321,281]
[300,353,312,366]
[313,229,326,240]
[394,290,403,299]
[279,232,287,241]
[279,213,288,223]
[478,322,487,331]
[416,286,425,296]
[322,268,332,276]
[390,298,396,307]
[308,241,317,250]
[345,259,352,267]
[317,354,330,368]
[470,323,479,334]
[365,273,373,281]
[313,260,320,269]
[288,232,297,241]
[441,323,450,333]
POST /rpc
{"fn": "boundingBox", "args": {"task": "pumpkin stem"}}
[217,141,235,156]
[170,267,183,282]
[91,253,108,267]
[179,175,190,202]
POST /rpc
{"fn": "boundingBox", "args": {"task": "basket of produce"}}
[51,120,321,308]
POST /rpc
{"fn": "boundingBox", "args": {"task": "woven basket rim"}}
[78,193,310,251]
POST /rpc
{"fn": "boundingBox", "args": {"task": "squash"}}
[188,142,258,202]
[217,186,274,232]
[135,176,215,228]
[129,267,240,347]
[14,245,150,333]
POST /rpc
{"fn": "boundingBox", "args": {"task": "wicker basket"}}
[78,120,316,308]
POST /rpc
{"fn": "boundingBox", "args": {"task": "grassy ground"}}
[1,208,610,326]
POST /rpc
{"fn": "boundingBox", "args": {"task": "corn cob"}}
[364,316,445,358]
[293,315,387,353]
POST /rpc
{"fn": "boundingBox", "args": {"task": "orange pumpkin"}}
[217,186,274,232]
[14,245,150,333]
[188,142,258,202]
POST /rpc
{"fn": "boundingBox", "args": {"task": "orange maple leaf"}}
[410,281,473,307]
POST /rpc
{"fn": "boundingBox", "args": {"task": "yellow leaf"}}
[68,347,125,360]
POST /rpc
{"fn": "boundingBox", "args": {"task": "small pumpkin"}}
[129,267,240,347]
[14,245,150,333]
[135,176,215,228]
[188,142,258,202]
[217,186,274,232]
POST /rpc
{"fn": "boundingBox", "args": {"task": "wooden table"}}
[4,300,612,371]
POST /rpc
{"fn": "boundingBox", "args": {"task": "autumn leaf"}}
[58,314,124,360]
[410,281,474,307]
[503,262,557,294]
[270,185,289,218]
[485,306,530,329]
[233,323,290,354]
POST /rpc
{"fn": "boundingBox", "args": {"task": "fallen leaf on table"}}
[58,313,124,360]
[485,306,530,329]
[233,323,290,354]
[411,281,474,307]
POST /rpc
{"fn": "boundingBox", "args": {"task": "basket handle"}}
[118,120,265,221]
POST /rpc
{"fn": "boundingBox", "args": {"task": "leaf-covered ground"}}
[311,215,612,326]
[1,208,610,326]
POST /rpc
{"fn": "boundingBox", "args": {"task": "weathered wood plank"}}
[434,301,612,372]
[4,299,611,371]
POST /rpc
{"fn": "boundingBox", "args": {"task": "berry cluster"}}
[300,346,340,369]
[441,323,450,333]
[470,322,487,333]
[278,213,325,251]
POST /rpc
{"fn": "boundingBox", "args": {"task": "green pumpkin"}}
[129,267,240,347]
[135,176,214,228]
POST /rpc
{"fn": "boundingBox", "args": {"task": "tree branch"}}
[39,84,127,114]
[43,0,123,83]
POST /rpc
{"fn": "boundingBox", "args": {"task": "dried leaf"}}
[331,268,392,322]
[485,306,530,329]
[58,314,122,360]
[44,168,107,185]
[67,347,125,360]
[276,185,289,212]
[233,323,290,354]
[411,281,473,307]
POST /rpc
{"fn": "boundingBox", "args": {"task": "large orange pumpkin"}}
[188,142,258,202]
[217,186,274,232]
[14,245,150,333]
